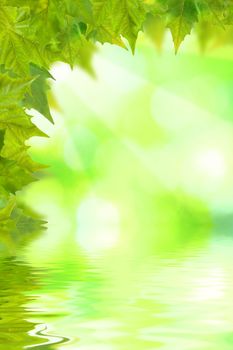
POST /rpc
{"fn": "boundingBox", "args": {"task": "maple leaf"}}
[0,108,46,171]
[90,0,146,52]
[164,0,199,52]
[64,0,94,24]
[0,6,44,76]
[0,158,35,194]
[24,64,54,123]
[0,73,32,107]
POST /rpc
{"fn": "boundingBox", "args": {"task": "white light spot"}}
[194,148,226,179]
[50,63,72,82]
[76,197,120,251]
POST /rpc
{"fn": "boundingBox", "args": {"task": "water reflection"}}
[0,256,44,349]
[1,229,233,350]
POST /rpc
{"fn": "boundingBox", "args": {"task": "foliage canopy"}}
[0,0,232,232]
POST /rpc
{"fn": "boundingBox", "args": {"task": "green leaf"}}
[90,0,146,52]
[0,73,32,107]
[64,0,93,23]
[0,6,44,76]
[165,0,198,52]
[0,158,35,194]
[0,107,46,171]
[24,63,54,123]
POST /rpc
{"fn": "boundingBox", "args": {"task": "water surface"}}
[1,230,233,350]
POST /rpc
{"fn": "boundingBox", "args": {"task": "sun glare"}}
[194,148,226,180]
[76,197,120,251]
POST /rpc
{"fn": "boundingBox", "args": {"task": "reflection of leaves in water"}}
[0,203,46,256]
[0,206,72,350]
[0,216,48,349]
[0,257,45,349]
